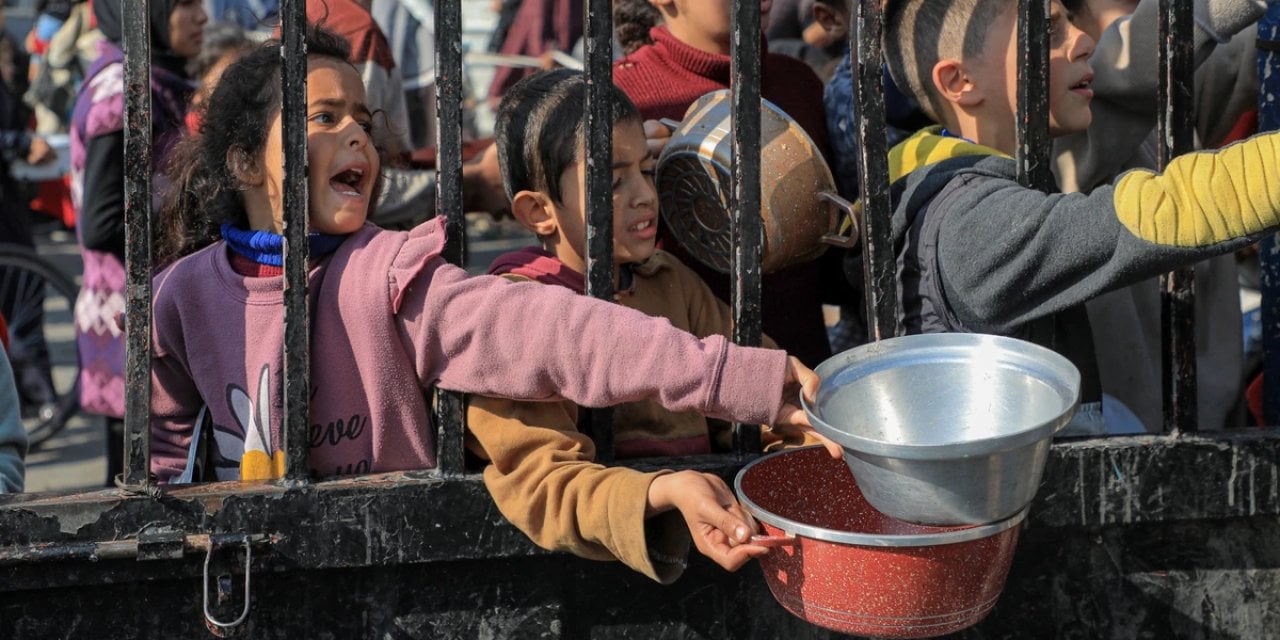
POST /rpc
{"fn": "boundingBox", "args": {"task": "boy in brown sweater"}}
[466,69,837,584]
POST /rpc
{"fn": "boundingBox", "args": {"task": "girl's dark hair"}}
[494,69,642,205]
[613,0,662,55]
[157,25,377,267]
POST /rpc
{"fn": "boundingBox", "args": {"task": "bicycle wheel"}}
[0,244,81,448]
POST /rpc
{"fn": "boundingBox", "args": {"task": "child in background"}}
[467,70,837,584]
[611,0,849,368]
[1052,0,1267,432]
[185,21,254,134]
[149,26,825,484]
[878,0,1280,433]
[767,0,849,79]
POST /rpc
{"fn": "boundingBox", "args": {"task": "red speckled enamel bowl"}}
[735,447,1026,639]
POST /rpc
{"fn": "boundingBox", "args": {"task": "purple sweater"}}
[150,220,788,482]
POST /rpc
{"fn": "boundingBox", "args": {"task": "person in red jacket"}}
[610,0,851,367]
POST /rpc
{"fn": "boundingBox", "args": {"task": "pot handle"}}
[750,534,798,548]
[818,191,861,250]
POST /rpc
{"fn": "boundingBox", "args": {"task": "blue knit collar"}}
[220,223,348,267]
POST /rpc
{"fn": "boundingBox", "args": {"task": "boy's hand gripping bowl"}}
[802,333,1081,526]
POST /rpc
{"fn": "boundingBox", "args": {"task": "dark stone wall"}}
[1,517,1278,639]
[3,434,1280,639]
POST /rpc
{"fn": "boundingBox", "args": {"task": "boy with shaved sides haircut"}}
[875,0,1280,433]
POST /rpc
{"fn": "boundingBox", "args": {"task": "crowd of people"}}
[0,0,1278,586]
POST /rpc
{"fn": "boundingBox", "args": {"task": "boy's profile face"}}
[544,119,660,274]
[961,1,1096,141]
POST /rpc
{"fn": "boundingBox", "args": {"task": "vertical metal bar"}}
[730,0,763,454]
[582,0,615,462]
[1258,3,1280,426]
[1157,0,1197,433]
[853,0,897,340]
[433,0,467,478]
[1016,0,1052,191]
[122,0,153,487]
[279,0,311,482]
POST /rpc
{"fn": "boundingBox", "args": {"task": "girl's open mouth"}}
[330,165,367,198]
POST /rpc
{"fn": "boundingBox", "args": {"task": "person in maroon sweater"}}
[610,0,847,367]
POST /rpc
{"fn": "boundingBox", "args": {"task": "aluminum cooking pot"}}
[735,447,1025,639]
[655,90,858,274]
[803,334,1081,525]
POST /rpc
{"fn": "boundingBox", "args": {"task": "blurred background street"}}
[12,0,534,491]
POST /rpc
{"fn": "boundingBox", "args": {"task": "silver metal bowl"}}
[802,334,1080,525]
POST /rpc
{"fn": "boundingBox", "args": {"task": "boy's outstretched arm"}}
[467,395,696,584]
[934,132,1280,336]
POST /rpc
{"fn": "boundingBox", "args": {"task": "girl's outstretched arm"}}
[396,255,798,427]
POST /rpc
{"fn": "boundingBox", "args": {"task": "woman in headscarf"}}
[71,0,206,485]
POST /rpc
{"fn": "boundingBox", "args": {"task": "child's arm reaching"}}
[467,396,693,583]
[931,132,1280,336]
[468,394,770,582]
[392,235,815,430]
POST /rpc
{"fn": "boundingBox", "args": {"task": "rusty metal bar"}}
[433,0,467,478]
[122,0,153,488]
[853,0,896,340]
[279,0,311,483]
[0,534,274,567]
[730,0,763,454]
[1157,0,1198,433]
[1016,0,1052,191]
[581,0,616,461]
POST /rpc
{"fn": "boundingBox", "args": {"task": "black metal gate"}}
[2,1,1280,638]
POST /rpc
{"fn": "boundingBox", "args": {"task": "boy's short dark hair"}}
[885,0,1011,122]
[494,69,642,204]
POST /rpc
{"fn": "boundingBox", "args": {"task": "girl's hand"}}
[646,470,769,572]
[772,356,843,459]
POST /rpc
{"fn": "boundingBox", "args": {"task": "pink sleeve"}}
[149,271,202,483]
[391,244,787,425]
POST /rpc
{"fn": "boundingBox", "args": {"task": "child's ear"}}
[510,190,559,237]
[932,58,981,107]
[226,145,264,187]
